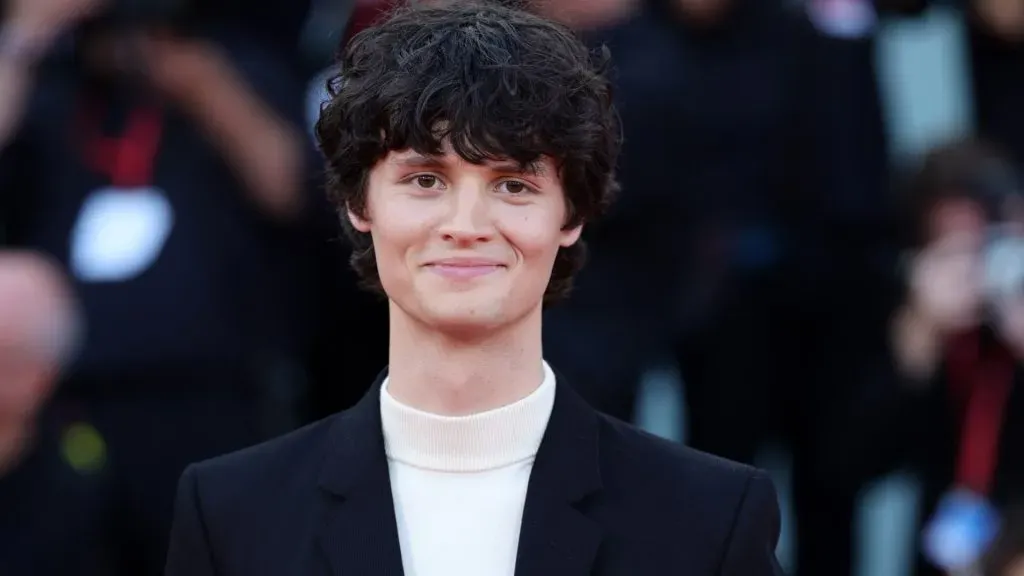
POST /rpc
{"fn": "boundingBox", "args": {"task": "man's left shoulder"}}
[596,415,776,510]
[592,417,785,574]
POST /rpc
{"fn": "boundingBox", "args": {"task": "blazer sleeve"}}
[165,464,219,576]
[717,472,787,576]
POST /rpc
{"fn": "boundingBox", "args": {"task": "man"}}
[165,3,785,575]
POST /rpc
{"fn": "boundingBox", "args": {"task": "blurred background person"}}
[539,1,892,575]
[535,0,664,426]
[0,0,315,573]
[0,251,79,475]
[0,250,99,575]
[886,139,1024,576]
[788,1,897,574]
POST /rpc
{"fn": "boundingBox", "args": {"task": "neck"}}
[386,303,545,416]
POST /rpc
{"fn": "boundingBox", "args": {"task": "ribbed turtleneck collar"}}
[380,362,556,473]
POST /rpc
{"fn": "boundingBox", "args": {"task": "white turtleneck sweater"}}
[379,362,556,576]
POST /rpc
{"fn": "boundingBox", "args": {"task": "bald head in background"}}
[0,251,81,474]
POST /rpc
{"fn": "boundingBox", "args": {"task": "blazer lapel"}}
[315,372,405,576]
[514,375,604,576]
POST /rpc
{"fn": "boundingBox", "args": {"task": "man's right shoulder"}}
[184,412,342,505]
[169,412,355,572]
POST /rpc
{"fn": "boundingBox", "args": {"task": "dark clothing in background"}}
[544,0,804,423]
[0,423,109,576]
[656,0,803,456]
[545,7,894,576]
[27,366,266,576]
[0,25,313,576]
[912,382,1024,576]
[542,7,690,421]
[304,202,389,418]
[0,33,312,375]
[866,326,1024,576]
[0,370,267,576]
[166,370,785,576]
[787,19,894,576]
[664,9,892,576]
[970,18,1024,169]
[194,0,313,50]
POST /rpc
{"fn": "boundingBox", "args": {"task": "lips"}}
[425,259,505,279]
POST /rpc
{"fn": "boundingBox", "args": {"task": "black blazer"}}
[166,372,786,575]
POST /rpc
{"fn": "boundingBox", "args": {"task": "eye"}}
[411,174,444,190]
[497,180,533,195]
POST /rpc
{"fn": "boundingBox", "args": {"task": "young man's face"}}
[351,144,581,335]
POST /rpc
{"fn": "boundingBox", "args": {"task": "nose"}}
[437,184,494,244]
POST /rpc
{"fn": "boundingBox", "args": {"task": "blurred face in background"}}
[927,196,989,248]
[915,192,1024,337]
[913,196,990,331]
[0,255,74,473]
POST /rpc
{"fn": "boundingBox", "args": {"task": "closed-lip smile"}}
[425,258,505,279]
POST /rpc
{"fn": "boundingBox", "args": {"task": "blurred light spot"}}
[61,422,107,474]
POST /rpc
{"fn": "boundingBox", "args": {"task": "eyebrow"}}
[393,155,447,169]
[392,154,547,177]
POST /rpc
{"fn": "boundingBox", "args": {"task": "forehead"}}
[381,148,556,177]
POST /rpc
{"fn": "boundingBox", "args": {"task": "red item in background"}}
[343,0,401,47]
[77,103,164,188]
[945,329,1016,496]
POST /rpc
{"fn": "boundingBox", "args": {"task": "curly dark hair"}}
[315,0,621,303]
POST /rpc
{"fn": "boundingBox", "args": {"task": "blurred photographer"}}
[0,251,78,475]
[0,0,313,574]
[889,138,1024,576]
[0,251,99,576]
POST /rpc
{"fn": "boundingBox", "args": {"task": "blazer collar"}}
[315,367,604,576]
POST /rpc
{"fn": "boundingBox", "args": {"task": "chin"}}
[425,305,506,334]
[428,318,504,340]
[414,290,511,332]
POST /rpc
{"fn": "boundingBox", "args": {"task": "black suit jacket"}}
[165,372,786,575]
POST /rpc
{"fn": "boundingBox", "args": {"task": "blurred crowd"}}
[1,0,1024,575]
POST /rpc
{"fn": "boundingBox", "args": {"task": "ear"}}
[347,205,372,233]
[559,224,583,247]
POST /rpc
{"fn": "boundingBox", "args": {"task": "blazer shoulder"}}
[186,413,339,499]
[595,414,771,510]
[593,416,782,571]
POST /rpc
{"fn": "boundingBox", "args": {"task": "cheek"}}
[369,203,435,274]
[499,211,565,263]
